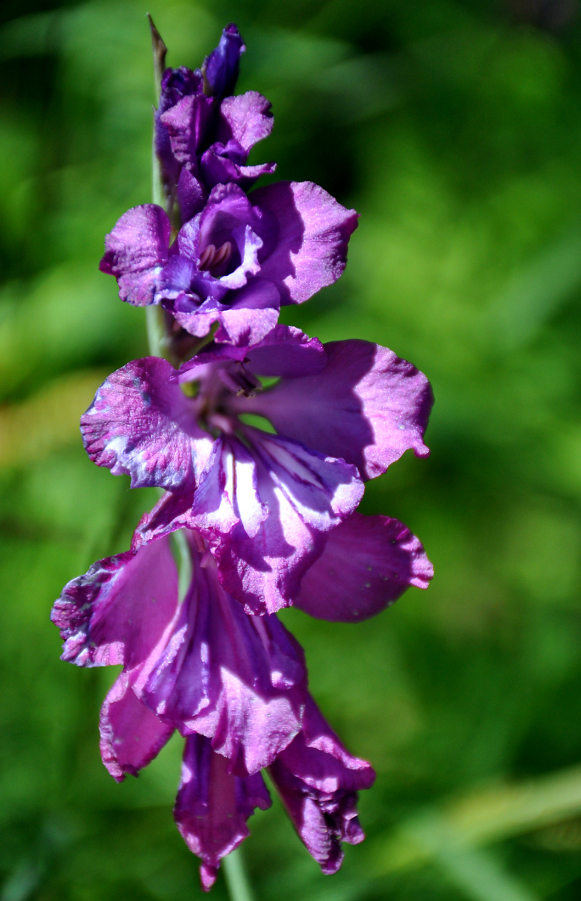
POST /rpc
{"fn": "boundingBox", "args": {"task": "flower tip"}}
[200,863,218,892]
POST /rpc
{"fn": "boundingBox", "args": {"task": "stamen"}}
[198,241,233,274]
[212,241,233,268]
[198,244,216,270]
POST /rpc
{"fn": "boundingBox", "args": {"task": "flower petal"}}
[295,513,433,622]
[51,535,178,669]
[250,181,358,304]
[269,699,374,875]
[99,673,174,782]
[174,735,270,892]
[202,24,245,99]
[251,339,433,479]
[81,357,211,491]
[218,92,273,153]
[137,541,307,774]
[100,205,170,306]
[204,431,364,614]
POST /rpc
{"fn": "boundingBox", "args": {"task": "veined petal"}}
[81,357,211,491]
[99,673,174,782]
[51,536,178,669]
[191,436,267,539]
[250,181,358,304]
[137,543,306,775]
[206,431,364,614]
[100,205,170,306]
[174,735,270,892]
[269,698,374,875]
[251,339,433,479]
[295,513,434,622]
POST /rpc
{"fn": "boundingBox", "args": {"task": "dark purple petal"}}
[250,339,433,479]
[202,431,364,614]
[250,181,359,304]
[270,699,374,875]
[174,735,270,892]
[100,205,170,306]
[159,66,204,114]
[51,536,178,669]
[80,357,212,491]
[217,92,273,153]
[202,24,245,99]
[295,513,433,622]
[137,542,306,774]
[99,673,174,782]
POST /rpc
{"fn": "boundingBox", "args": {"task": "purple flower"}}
[80,326,432,613]
[154,25,276,221]
[100,182,358,345]
[51,521,375,889]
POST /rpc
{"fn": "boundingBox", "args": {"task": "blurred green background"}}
[1,0,581,898]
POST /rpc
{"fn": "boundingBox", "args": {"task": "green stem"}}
[222,848,255,901]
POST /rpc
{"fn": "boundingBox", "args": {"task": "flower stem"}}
[222,848,255,901]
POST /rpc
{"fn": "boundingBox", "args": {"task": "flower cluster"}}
[52,24,434,891]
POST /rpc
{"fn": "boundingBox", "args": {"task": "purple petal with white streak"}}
[81,357,212,491]
[201,431,364,614]
[136,541,306,775]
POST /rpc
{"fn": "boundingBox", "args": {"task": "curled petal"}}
[174,735,270,892]
[251,181,359,304]
[295,512,433,622]
[100,205,170,306]
[51,536,178,669]
[270,699,374,875]
[218,92,273,153]
[81,357,211,491]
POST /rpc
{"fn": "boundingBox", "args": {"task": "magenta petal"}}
[178,324,325,382]
[51,535,178,669]
[81,357,211,491]
[99,673,174,782]
[295,513,433,622]
[270,699,374,875]
[251,181,358,304]
[137,542,306,775]
[174,735,271,892]
[218,92,273,152]
[253,339,433,479]
[100,205,170,306]
[200,431,363,614]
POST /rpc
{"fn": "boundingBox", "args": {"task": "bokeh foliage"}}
[1,1,580,898]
